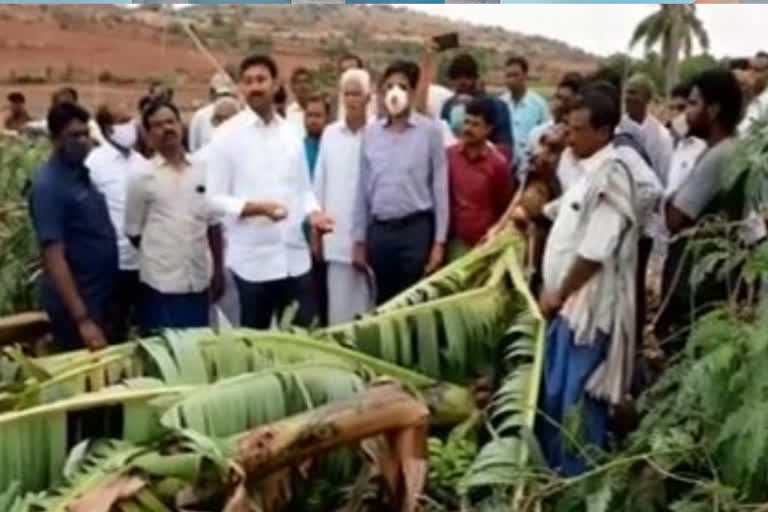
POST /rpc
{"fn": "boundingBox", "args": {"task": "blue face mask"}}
[60,139,91,167]
[449,104,466,136]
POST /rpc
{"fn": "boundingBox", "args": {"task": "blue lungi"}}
[536,315,610,476]
[138,284,209,334]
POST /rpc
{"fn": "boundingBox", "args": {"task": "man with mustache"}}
[206,54,334,329]
[446,97,515,261]
[124,100,225,333]
[352,60,449,304]
[28,102,118,351]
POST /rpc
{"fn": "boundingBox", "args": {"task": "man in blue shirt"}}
[303,94,331,325]
[28,102,119,351]
[303,95,330,178]
[500,55,551,176]
[440,54,514,165]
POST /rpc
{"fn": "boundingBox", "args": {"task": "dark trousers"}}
[311,257,329,327]
[234,272,316,329]
[105,270,141,343]
[636,237,653,345]
[368,211,434,305]
[137,284,209,335]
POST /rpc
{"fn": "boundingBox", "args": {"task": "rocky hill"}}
[0,4,597,114]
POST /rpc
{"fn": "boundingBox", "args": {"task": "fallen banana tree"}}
[2,383,430,512]
[0,228,545,510]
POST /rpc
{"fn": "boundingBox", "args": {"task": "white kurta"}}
[618,113,674,185]
[313,120,374,324]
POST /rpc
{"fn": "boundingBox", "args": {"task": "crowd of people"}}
[4,42,768,476]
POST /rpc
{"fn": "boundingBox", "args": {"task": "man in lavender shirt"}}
[352,60,449,304]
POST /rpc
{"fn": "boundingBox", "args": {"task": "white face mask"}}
[385,85,409,116]
[671,113,689,138]
[110,121,137,150]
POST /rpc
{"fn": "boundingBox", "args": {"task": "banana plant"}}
[320,233,530,385]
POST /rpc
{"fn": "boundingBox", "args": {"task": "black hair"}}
[138,95,152,114]
[558,72,583,93]
[756,51,768,60]
[465,97,495,127]
[340,53,364,69]
[690,69,743,132]
[729,58,750,71]
[141,100,181,131]
[7,92,24,104]
[571,88,620,133]
[671,82,692,99]
[382,60,419,90]
[239,54,279,79]
[94,104,115,131]
[588,67,623,93]
[52,86,78,104]
[580,80,620,114]
[505,55,529,74]
[47,101,89,139]
[291,67,312,83]
[448,54,479,80]
[305,94,331,115]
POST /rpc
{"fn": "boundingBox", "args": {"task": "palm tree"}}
[629,5,710,97]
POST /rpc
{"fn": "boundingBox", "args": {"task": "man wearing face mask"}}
[353,60,449,304]
[28,102,118,351]
[85,103,146,342]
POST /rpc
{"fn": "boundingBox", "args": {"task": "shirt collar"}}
[458,141,490,161]
[245,107,281,128]
[383,110,418,128]
[578,143,616,175]
[151,151,190,171]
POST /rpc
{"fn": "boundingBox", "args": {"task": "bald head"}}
[212,97,239,127]
[625,73,656,122]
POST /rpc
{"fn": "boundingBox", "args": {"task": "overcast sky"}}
[404,4,766,59]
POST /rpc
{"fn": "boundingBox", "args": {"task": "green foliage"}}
[0,139,47,315]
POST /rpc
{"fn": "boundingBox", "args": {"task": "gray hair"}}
[340,68,371,96]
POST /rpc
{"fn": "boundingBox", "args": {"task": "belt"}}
[373,210,432,228]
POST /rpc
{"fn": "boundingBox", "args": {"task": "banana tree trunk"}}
[663,5,684,98]
[234,384,429,512]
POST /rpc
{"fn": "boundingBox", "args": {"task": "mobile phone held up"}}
[433,32,459,53]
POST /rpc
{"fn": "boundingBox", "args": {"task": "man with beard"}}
[86,103,146,342]
[206,54,334,329]
[124,101,225,332]
[28,102,118,350]
[659,69,744,350]
[353,60,449,304]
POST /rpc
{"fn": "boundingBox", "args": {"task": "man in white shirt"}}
[314,69,375,325]
[188,73,236,152]
[193,96,241,328]
[206,54,334,329]
[125,101,225,333]
[619,73,674,184]
[337,53,378,121]
[86,103,146,341]
[286,67,313,140]
[538,88,638,475]
[738,52,768,135]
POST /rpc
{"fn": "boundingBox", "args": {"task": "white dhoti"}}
[211,269,241,329]
[327,261,374,325]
